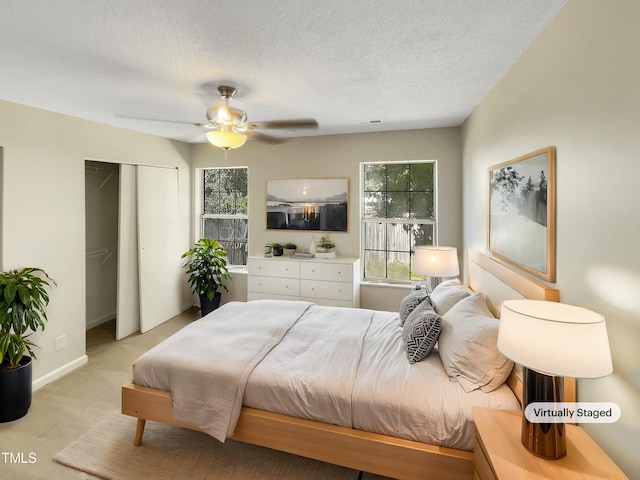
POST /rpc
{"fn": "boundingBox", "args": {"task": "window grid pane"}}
[203,168,248,215]
[202,167,248,265]
[361,161,436,282]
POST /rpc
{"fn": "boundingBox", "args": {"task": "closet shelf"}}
[85,165,116,191]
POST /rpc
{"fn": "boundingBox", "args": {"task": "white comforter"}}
[133,300,312,441]
[133,300,519,450]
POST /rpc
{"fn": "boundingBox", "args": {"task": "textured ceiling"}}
[0,1,567,143]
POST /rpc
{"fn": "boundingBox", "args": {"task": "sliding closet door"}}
[137,166,183,333]
[116,164,140,340]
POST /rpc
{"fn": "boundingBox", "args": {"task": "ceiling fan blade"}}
[250,119,318,129]
[246,130,286,145]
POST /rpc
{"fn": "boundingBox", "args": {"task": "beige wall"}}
[0,100,192,386]
[191,128,462,310]
[461,1,640,476]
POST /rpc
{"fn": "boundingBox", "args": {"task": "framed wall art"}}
[266,178,348,232]
[489,147,556,282]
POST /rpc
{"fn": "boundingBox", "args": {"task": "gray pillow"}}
[402,300,442,364]
[399,289,430,326]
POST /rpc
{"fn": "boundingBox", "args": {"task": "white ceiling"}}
[0,1,567,144]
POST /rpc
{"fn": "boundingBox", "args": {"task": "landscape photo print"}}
[489,147,556,282]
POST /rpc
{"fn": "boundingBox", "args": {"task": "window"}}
[201,167,248,266]
[361,161,436,282]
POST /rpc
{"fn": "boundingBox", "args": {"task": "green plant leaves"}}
[181,238,231,300]
[0,268,55,367]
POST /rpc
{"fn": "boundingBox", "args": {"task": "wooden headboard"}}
[467,249,575,406]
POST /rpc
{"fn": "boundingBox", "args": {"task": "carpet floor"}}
[54,413,386,480]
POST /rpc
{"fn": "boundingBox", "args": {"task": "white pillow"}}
[429,278,472,315]
[438,293,514,392]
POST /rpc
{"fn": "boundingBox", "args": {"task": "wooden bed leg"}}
[134,418,146,446]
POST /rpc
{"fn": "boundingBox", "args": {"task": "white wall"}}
[0,100,192,387]
[191,127,462,310]
[461,1,639,476]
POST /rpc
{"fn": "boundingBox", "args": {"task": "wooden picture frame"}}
[266,178,348,232]
[488,147,556,282]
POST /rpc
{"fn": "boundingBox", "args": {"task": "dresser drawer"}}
[301,280,353,302]
[248,276,300,297]
[300,262,353,282]
[248,258,300,278]
[247,292,300,302]
[302,297,354,308]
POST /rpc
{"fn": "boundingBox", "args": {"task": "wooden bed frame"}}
[121,249,575,480]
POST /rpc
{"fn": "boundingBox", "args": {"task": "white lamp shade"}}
[414,246,460,277]
[206,130,247,149]
[498,300,613,378]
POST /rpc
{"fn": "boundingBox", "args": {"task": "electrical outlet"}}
[55,335,66,351]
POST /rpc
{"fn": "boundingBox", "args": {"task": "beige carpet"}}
[54,414,386,480]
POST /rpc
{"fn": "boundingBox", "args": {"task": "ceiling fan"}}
[196,85,318,149]
[116,85,318,149]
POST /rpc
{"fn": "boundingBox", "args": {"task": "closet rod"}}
[86,249,117,268]
[86,248,110,257]
[85,166,116,173]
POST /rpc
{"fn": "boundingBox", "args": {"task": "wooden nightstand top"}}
[472,407,627,480]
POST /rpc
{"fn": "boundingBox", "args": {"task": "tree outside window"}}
[362,161,436,281]
[202,167,248,266]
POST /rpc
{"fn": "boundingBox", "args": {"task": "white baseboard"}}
[86,312,116,330]
[32,355,89,392]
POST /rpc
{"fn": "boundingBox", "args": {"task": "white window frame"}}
[199,166,249,267]
[360,160,438,283]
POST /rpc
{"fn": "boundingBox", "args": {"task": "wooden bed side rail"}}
[121,383,474,480]
[233,404,474,480]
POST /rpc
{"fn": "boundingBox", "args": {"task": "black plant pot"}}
[273,247,284,256]
[199,292,222,317]
[0,356,32,423]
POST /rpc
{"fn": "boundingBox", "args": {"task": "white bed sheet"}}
[134,300,520,451]
[244,305,520,451]
[351,310,519,450]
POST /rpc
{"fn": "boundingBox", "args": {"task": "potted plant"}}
[283,243,297,256]
[181,238,231,317]
[0,267,56,422]
[271,243,284,257]
[315,236,336,258]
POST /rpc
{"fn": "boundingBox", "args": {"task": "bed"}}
[121,249,575,480]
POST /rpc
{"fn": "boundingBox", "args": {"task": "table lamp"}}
[498,299,613,459]
[414,246,460,291]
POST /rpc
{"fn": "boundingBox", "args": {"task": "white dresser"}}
[247,256,360,307]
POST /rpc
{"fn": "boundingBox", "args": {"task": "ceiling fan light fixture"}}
[206,129,247,149]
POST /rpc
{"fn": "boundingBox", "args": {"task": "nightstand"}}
[472,407,627,480]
